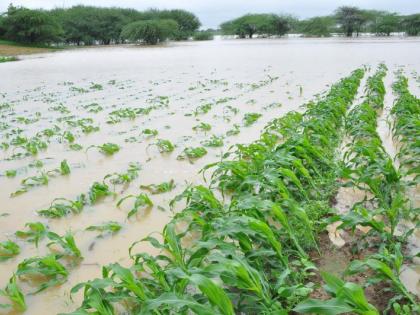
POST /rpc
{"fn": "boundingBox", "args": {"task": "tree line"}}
[221,7,420,38]
[0,5,201,45]
[0,5,419,46]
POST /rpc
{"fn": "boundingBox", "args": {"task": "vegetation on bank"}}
[1,4,419,47]
[0,5,200,46]
[221,6,420,37]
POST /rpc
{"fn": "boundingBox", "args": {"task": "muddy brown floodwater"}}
[0,37,419,314]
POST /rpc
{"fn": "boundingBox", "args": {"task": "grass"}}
[0,40,58,57]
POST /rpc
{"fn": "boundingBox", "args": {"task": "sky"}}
[1,0,420,28]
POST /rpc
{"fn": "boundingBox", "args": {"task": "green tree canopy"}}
[2,5,62,43]
[299,16,336,37]
[120,19,178,45]
[221,14,290,38]
[335,6,367,36]
[401,14,420,36]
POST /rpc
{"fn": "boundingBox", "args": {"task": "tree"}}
[335,6,367,36]
[220,14,289,38]
[401,14,420,36]
[120,19,178,45]
[2,5,62,44]
[299,16,335,37]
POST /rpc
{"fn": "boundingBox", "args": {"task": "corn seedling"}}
[86,143,120,156]
[117,193,153,218]
[46,232,83,259]
[0,275,26,312]
[148,139,175,153]
[15,222,48,247]
[0,240,20,262]
[86,221,122,235]
[177,147,207,162]
[201,135,224,147]
[140,179,176,194]
[16,255,69,293]
[243,112,262,126]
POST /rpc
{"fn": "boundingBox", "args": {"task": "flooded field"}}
[1,37,419,314]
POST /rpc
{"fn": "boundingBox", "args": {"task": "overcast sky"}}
[2,0,420,28]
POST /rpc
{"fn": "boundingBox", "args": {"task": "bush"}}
[193,31,214,41]
[121,19,178,45]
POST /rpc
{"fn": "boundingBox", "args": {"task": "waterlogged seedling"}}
[201,135,224,147]
[192,122,212,132]
[117,193,153,218]
[88,182,114,204]
[140,179,176,194]
[82,103,103,113]
[38,195,86,218]
[16,255,69,293]
[243,112,262,126]
[104,163,141,186]
[15,222,48,247]
[177,147,207,162]
[11,172,49,197]
[142,128,158,137]
[226,124,240,136]
[148,139,175,153]
[90,83,103,91]
[5,169,17,177]
[0,240,20,262]
[87,143,120,156]
[107,107,152,124]
[0,275,26,312]
[194,103,212,116]
[69,143,83,151]
[86,221,122,235]
[47,232,82,259]
[11,160,71,196]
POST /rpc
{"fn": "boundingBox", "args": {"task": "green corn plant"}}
[0,275,26,312]
[46,231,83,259]
[117,193,153,218]
[38,194,86,218]
[177,147,207,162]
[11,172,49,197]
[89,182,114,204]
[140,179,176,194]
[193,122,212,132]
[294,272,379,314]
[0,240,20,262]
[142,128,158,137]
[194,103,212,116]
[226,124,240,136]
[87,143,120,156]
[346,244,418,311]
[243,112,262,126]
[16,255,69,293]
[201,135,224,147]
[86,221,122,235]
[148,139,175,153]
[15,222,48,247]
[103,163,141,186]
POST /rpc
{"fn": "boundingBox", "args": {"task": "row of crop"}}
[48,69,367,314]
[331,65,418,313]
[391,71,420,176]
